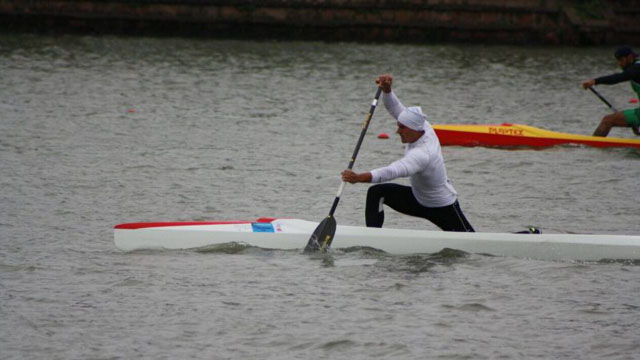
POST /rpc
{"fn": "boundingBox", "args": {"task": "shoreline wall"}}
[0,0,638,45]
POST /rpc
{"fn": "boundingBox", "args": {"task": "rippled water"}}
[1,34,639,359]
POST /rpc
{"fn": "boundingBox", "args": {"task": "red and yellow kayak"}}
[432,123,640,149]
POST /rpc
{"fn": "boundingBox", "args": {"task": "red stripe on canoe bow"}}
[114,218,277,230]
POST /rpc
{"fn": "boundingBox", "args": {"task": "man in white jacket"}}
[341,75,474,232]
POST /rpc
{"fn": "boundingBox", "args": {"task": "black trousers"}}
[365,183,475,232]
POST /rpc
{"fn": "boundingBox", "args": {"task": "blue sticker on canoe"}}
[251,222,274,233]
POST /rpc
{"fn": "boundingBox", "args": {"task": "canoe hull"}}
[114,218,640,261]
[433,123,640,149]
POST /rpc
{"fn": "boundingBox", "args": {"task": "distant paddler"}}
[341,75,475,232]
[582,46,640,137]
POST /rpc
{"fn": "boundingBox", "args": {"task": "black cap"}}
[614,45,638,59]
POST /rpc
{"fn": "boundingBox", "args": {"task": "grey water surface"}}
[1,34,639,359]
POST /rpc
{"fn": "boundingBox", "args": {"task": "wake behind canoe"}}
[433,123,640,149]
[114,218,640,261]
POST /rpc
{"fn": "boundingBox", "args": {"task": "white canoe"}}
[113,218,640,261]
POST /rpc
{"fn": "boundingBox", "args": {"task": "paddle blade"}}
[304,215,337,253]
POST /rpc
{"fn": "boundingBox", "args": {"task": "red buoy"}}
[630,98,639,104]
[377,133,389,139]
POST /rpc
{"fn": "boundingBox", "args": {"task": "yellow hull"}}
[432,123,640,149]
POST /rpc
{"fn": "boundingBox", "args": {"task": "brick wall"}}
[0,0,636,44]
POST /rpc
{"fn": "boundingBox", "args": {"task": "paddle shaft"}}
[328,86,383,217]
[304,87,383,253]
[589,87,618,112]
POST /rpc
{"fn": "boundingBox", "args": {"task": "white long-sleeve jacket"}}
[369,90,457,207]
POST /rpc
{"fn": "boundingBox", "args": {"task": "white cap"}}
[398,106,426,131]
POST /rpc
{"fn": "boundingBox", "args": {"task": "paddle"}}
[304,87,383,253]
[588,86,618,112]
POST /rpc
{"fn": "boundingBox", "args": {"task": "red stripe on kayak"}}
[435,129,562,148]
[434,129,640,149]
[114,218,277,230]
